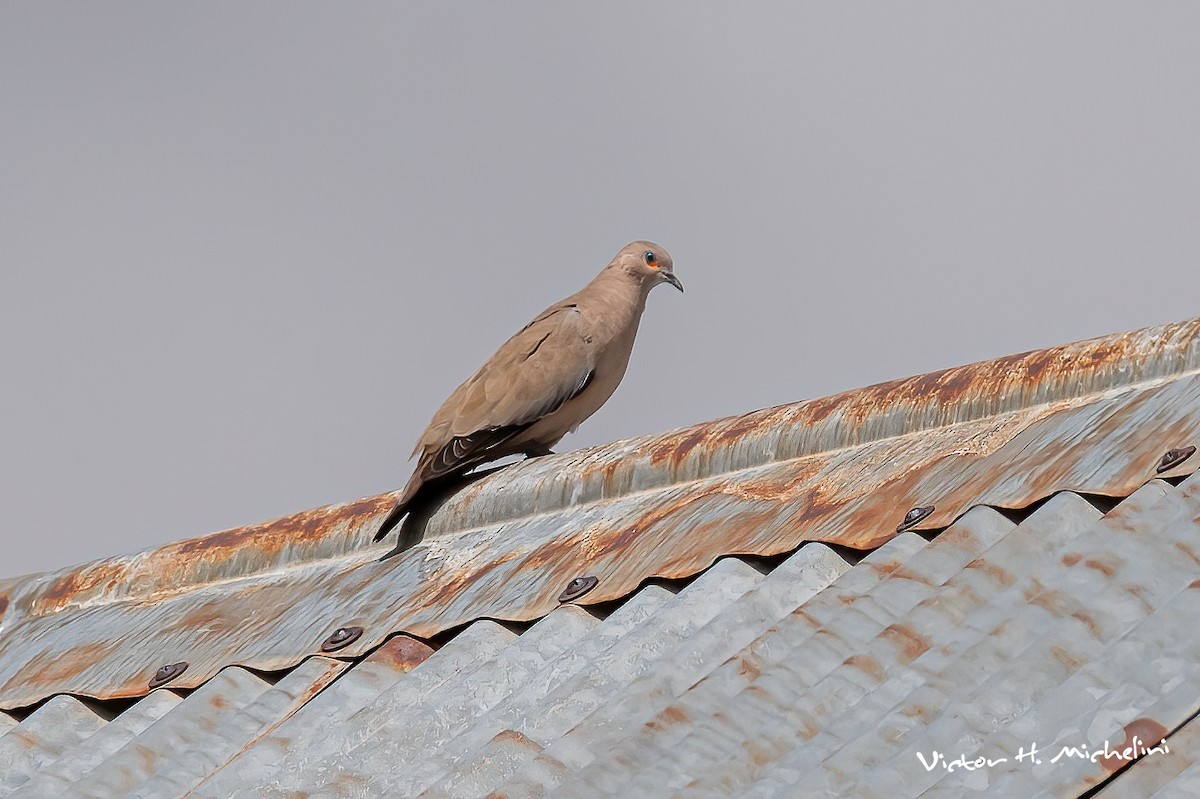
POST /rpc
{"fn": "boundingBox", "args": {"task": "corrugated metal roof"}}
[0,476,1195,797]
[0,316,1198,798]
[2,317,1200,708]
[1097,712,1200,798]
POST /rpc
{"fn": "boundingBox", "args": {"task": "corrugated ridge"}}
[0,478,1190,798]
[1095,712,1200,797]
[4,316,1198,618]
[530,506,1019,799]
[621,475,1196,798]
[188,540,860,797]
[64,667,275,798]
[205,558,769,797]
[4,317,1200,710]
[430,316,1200,534]
[415,545,858,799]
[0,695,107,796]
[132,657,346,799]
[8,691,181,799]
[4,654,350,799]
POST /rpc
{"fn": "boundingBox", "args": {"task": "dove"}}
[374,240,682,550]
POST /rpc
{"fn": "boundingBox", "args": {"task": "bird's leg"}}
[522,443,555,458]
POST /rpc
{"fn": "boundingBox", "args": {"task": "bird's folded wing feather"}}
[413,302,595,477]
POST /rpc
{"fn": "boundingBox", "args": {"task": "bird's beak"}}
[662,271,684,293]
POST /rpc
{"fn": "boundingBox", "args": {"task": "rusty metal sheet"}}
[741,476,1200,798]
[0,695,106,792]
[1,318,1200,709]
[1095,716,1200,797]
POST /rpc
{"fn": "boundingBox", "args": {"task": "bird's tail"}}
[375,478,450,561]
[373,468,490,559]
[373,469,428,543]
[372,500,409,542]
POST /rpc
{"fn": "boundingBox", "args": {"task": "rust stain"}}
[416,549,524,610]
[645,704,691,732]
[1173,541,1200,566]
[1061,553,1082,567]
[900,702,933,722]
[492,728,541,752]
[23,494,395,618]
[296,658,345,704]
[1024,579,1070,615]
[167,604,249,637]
[736,653,764,681]
[845,654,885,683]
[1071,611,1101,638]
[966,558,1014,587]
[866,557,910,581]
[1098,717,1170,773]
[16,641,115,686]
[881,624,931,662]
[650,426,710,466]
[1,317,1199,708]
[174,495,391,557]
[1083,557,1118,578]
[364,635,435,674]
[1048,645,1083,671]
[34,562,134,616]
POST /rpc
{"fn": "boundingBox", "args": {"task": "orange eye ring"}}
[643,250,658,267]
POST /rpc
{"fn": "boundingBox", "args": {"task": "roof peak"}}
[2,315,1199,707]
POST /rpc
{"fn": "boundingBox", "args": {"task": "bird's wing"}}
[413,301,595,478]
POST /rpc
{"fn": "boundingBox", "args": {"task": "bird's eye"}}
[643,250,658,267]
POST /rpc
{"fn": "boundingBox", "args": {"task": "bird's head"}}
[614,240,683,293]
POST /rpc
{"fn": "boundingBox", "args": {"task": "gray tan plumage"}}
[374,240,682,545]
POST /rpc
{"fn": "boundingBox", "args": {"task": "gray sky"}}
[3,4,1199,577]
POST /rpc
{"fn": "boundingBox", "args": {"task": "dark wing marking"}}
[424,366,595,480]
[425,425,525,480]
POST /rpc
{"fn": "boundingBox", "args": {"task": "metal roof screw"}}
[896,505,935,533]
[149,661,189,689]
[1156,446,1196,474]
[557,575,599,603]
[320,626,364,652]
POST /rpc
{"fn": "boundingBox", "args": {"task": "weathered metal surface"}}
[193,556,784,798]
[415,544,852,799]
[192,621,524,799]
[670,476,1200,799]
[133,656,346,799]
[68,666,274,797]
[208,477,1198,799]
[2,318,1200,709]
[1096,716,1200,797]
[11,657,344,799]
[8,690,181,799]
[0,695,106,794]
[0,478,1193,797]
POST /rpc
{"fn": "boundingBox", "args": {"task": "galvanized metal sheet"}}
[193,476,1199,799]
[1096,716,1200,797]
[0,479,1190,798]
[414,544,851,799]
[69,666,275,798]
[8,690,181,799]
[191,619,538,799]
[133,656,346,799]
[716,476,1200,798]
[2,318,1200,708]
[0,695,106,795]
[418,545,854,799]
